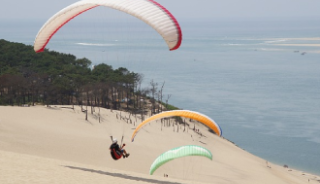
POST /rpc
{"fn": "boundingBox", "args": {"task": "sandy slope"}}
[0,105,319,184]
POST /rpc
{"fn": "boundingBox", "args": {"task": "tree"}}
[0,39,163,113]
[149,79,158,115]
[157,81,165,113]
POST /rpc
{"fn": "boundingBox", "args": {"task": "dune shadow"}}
[46,106,61,110]
[64,165,183,184]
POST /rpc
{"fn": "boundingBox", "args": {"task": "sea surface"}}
[1,14,320,175]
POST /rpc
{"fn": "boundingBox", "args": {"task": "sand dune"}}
[0,105,319,184]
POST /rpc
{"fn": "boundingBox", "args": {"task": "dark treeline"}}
[0,39,158,111]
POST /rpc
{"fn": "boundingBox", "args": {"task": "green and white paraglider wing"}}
[149,145,212,175]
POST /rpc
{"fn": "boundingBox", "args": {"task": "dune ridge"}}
[0,105,319,184]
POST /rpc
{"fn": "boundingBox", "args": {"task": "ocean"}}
[1,15,320,175]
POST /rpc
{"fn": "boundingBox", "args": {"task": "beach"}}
[0,105,319,184]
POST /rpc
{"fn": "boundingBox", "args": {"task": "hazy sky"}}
[1,0,320,22]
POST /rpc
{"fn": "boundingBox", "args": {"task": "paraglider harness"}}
[110,136,124,160]
[110,144,123,160]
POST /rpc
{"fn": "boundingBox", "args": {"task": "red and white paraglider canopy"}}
[34,0,182,53]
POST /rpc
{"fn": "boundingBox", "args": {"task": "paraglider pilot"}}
[110,138,130,160]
